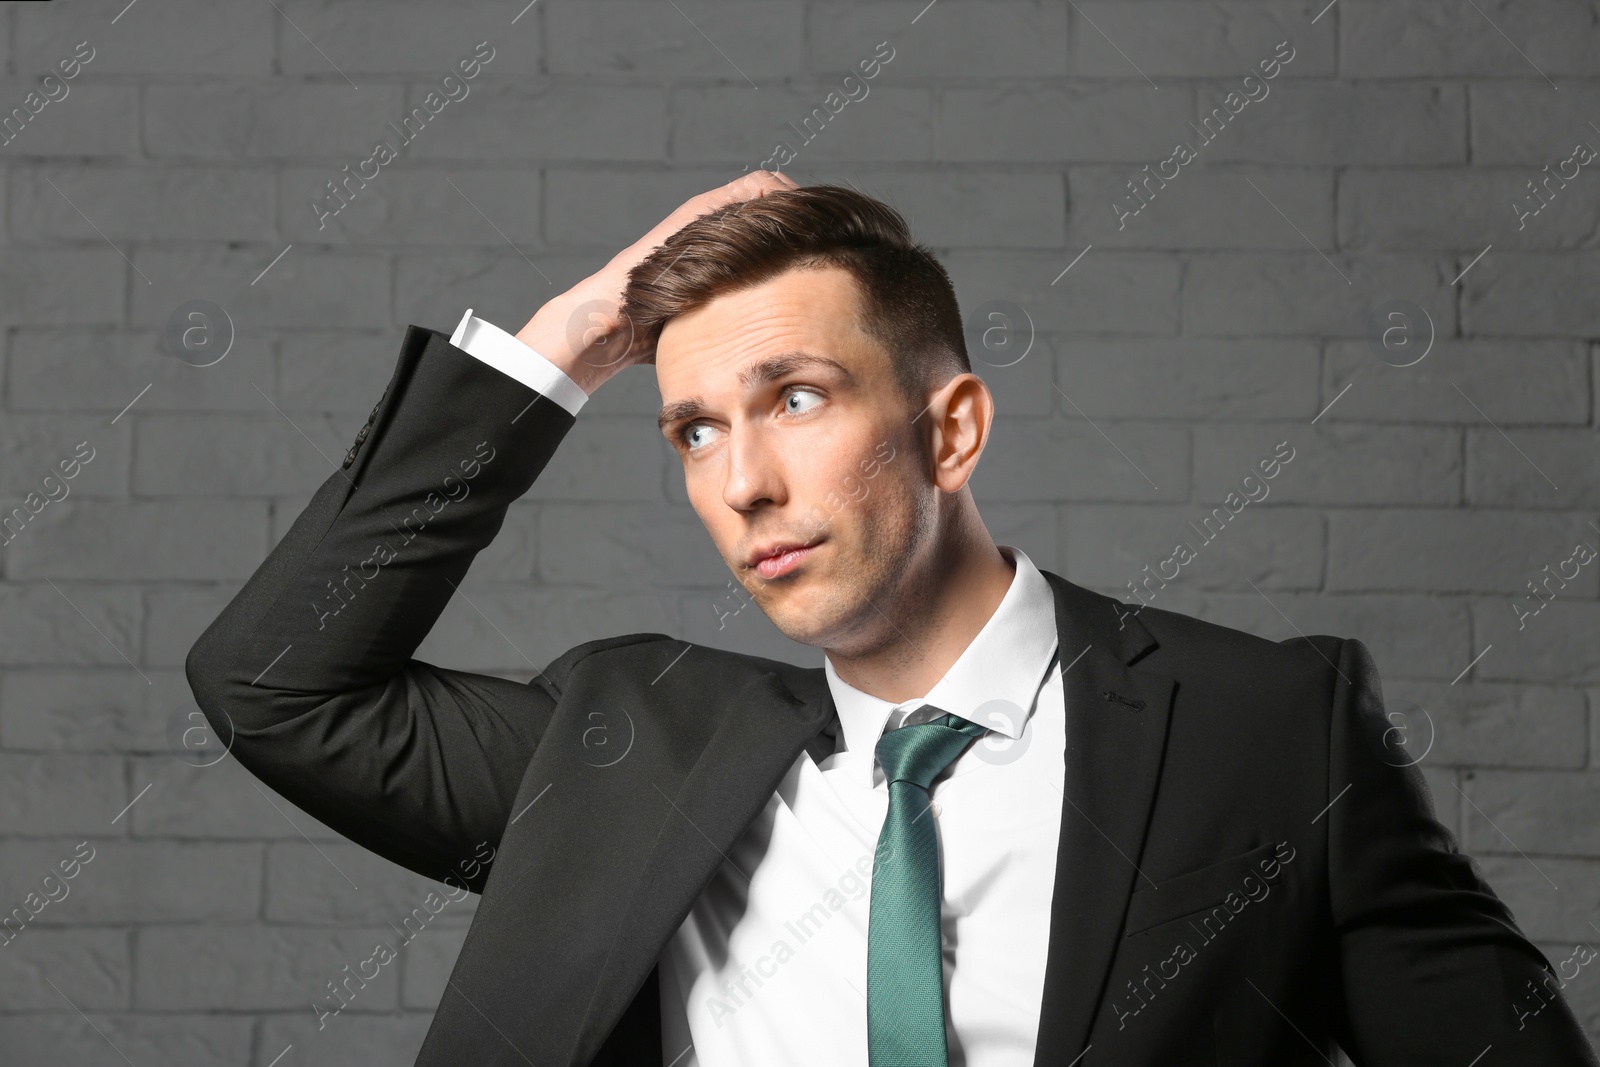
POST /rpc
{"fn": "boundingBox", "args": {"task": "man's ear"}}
[922,373,994,494]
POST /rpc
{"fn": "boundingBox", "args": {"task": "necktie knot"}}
[874,708,989,791]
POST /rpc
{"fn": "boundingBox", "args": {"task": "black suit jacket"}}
[184,325,1599,1067]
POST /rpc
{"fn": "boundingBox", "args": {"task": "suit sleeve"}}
[449,307,591,415]
[1327,637,1599,1065]
[184,325,587,893]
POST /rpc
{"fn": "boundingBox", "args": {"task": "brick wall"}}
[0,0,1594,1062]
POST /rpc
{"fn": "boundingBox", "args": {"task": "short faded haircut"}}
[618,181,970,411]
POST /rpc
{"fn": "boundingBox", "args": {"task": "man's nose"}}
[721,428,783,511]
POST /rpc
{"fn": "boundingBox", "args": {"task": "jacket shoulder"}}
[540,631,677,694]
[553,633,824,703]
[1126,597,1352,701]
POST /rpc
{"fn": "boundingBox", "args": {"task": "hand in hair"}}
[512,170,799,395]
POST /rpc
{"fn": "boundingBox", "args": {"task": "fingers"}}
[626,170,799,268]
[710,169,797,208]
[741,168,798,193]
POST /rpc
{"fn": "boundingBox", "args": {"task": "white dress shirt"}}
[449,309,591,416]
[448,310,1068,1066]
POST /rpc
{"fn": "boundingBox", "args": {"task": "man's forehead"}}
[655,266,866,363]
[652,269,879,423]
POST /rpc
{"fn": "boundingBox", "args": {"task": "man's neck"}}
[825,540,1017,706]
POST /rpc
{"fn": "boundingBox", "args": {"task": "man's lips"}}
[748,540,824,579]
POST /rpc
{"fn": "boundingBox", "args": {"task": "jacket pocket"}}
[1122,841,1284,937]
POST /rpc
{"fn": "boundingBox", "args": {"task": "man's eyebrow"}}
[656,351,855,434]
[738,351,854,391]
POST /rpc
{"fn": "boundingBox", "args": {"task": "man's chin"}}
[765,588,869,651]
[752,604,819,646]
[753,589,820,643]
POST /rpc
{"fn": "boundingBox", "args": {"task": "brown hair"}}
[617,182,971,411]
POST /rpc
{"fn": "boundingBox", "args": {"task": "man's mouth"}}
[749,541,823,580]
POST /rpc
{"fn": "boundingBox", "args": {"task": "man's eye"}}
[683,423,718,450]
[785,388,824,414]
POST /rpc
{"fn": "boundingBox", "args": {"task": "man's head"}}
[619,183,997,655]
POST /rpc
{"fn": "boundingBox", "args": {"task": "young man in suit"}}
[185,172,1598,1066]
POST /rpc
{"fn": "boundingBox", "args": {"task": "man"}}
[184,172,1598,1066]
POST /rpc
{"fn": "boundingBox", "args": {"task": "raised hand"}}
[512,169,800,395]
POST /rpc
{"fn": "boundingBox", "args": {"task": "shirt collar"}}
[822,544,1060,762]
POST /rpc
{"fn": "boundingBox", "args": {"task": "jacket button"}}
[354,424,370,443]
[342,445,358,469]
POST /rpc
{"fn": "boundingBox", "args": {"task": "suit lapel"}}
[417,654,833,1067]
[1033,571,1175,1066]
[570,664,836,1064]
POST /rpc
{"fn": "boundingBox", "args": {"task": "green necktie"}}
[867,707,989,1067]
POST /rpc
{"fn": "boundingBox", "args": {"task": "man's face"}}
[654,265,937,649]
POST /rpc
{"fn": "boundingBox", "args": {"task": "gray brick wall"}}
[0,0,1595,1063]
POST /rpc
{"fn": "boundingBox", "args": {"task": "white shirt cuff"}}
[449,308,589,417]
